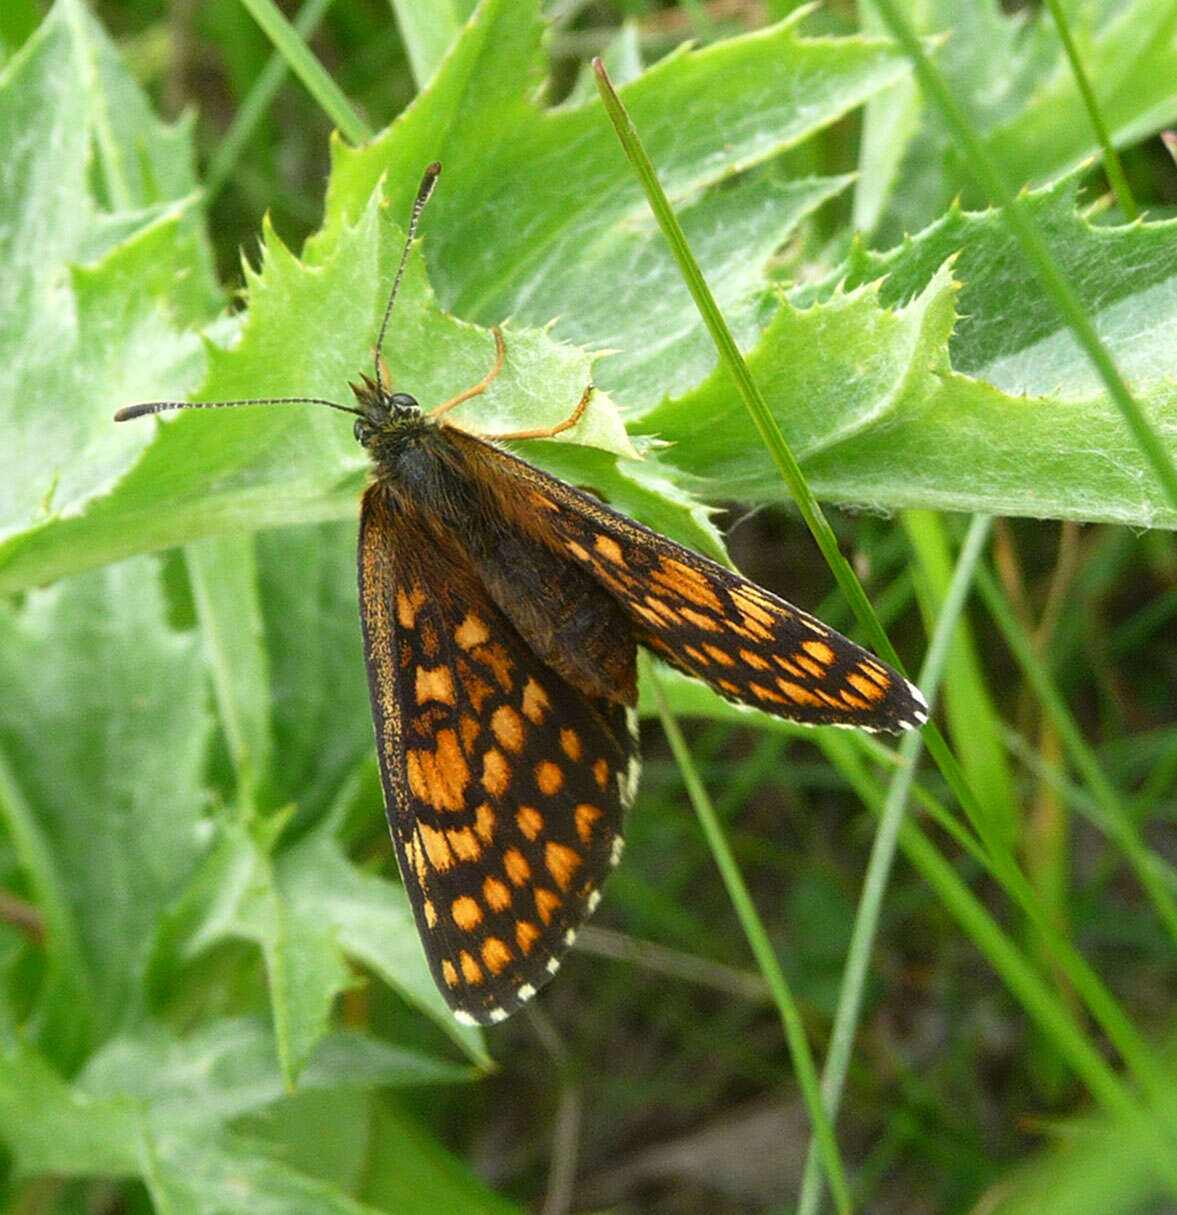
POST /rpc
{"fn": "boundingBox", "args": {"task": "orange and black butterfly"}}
[117,164,927,1026]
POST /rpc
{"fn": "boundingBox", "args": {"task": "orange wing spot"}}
[415,664,455,705]
[859,658,889,682]
[517,805,544,841]
[740,615,774,641]
[646,561,719,612]
[451,895,483,931]
[592,757,610,791]
[459,950,483,985]
[460,714,481,751]
[455,614,490,650]
[407,832,428,883]
[474,802,496,845]
[447,826,481,862]
[491,704,525,753]
[534,887,561,925]
[396,586,426,628]
[477,642,514,691]
[535,760,564,795]
[419,823,455,872]
[560,728,583,762]
[594,534,624,564]
[681,606,721,632]
[683,645,708,665]
[642,595,678,623]
[419,622,441,659]
[847,672,887,702]
[795,654,826,679]
[776,679,823,707]
[749,682,788,704]
[434,729,469,805]
[773,654,806,678]
[521,678,550,724]
[516,920,541,954]
[652,559,724,611]
[704,643,735,667]
[815,689,844,707]
[423,898,438,927]
[729,586,775,626]
[406,751,428,801]
[575,803,602,844]
[803,639,836,665]
[840,691,872,710]
[504,847,531,886]
[566,540,590,561]
[441,958,459,988]
[458,665,495,712]
[481,937,512,975]
[483,875,512,912]
[717,677,741,695]
[739,648,771,671]
[545,841,582,891]
[630,603,663,628]
[481,748,510,797]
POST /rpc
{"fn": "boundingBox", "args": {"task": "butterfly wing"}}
[448,433,928,734]
[358,482,638,1025]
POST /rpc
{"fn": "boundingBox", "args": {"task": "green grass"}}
[1,1,1177,1212]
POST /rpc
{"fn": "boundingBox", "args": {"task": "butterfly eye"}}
[389,393,420,414]
[354,418,369,445]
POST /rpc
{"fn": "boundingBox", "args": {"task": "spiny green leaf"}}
[0,557,210,1059]
[643,178,1177,528]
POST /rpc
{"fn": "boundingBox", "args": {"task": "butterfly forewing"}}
[448,432,928,734]
[358,482,637,1025]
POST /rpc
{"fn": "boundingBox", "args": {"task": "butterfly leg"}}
[429,325,506,419]
[479,383,593,442]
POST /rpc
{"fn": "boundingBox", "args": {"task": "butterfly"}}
[117,163,927,1026]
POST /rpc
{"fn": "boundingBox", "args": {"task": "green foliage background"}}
[1,0,1177,1211]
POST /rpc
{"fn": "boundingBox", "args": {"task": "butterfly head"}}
[350,374,422,447]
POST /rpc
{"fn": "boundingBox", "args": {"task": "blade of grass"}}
[903,510,1015,842]
[592,56,902,668]
[591,50,1177,1184]
[206,0,336,202]
[591,55,1003,872]
[975,564,1177,950]
[235,0,371,144]
[809,733,1177,1199]
[645,658,852,1214]
[868,0,1177,509]
[796,513,991,1215]
[1042,0,1137,220]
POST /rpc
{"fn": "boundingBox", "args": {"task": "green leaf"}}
[641,177,1177,527]
[187,534,274,808]
[79,1016,473,1130]
[323,0,911,409]
[0,557,211,1061]
[874,0,1177,239]
[359,1098,523,1215]
[0,0,213,580]
[151,816,489,1083]
[0,1025,481,1214]
[257,521,373,820]
[387,0,476,89]
[0,1041,144,1175]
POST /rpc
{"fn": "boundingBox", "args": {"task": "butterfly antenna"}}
[114,395,361,423]
[374,161,441,393]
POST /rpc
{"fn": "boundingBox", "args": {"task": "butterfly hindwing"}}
[448,433,928,734]
[358,482,637,1025]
